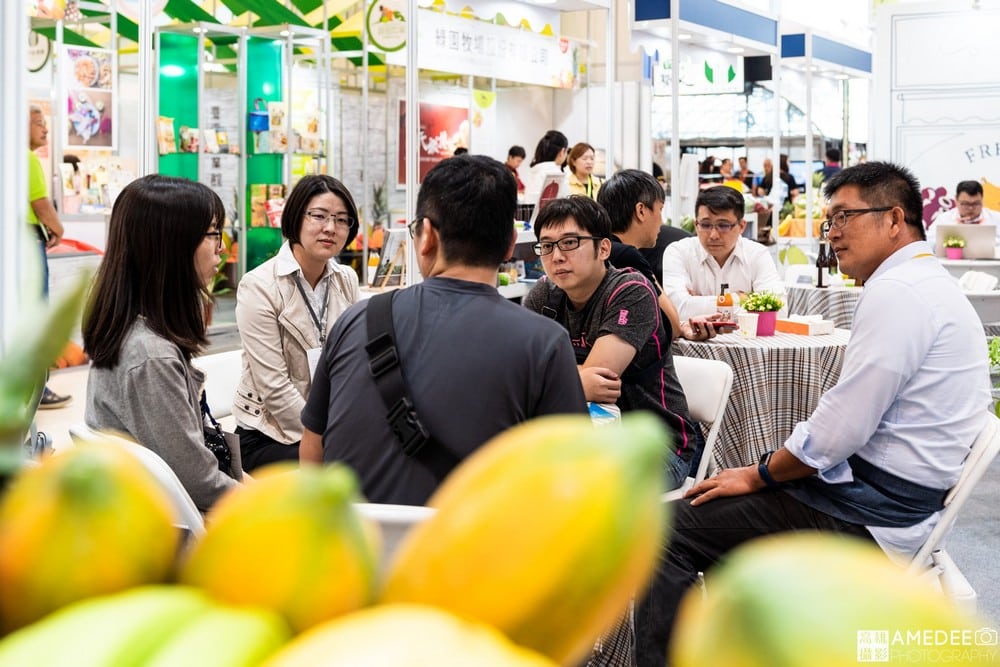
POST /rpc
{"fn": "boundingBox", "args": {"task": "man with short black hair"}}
[523,195,702,489]
[926,179,1000,246]
[661,185,784,320]
[635,162,990,666]
[301,155,586,504]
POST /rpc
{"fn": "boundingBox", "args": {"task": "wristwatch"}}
[757,450,780,488]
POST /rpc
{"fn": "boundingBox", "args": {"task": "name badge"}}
[307,347,323,380]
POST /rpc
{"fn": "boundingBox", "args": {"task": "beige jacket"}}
[234,242,359,444]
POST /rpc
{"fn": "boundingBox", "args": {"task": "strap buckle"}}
[386,397,431,457]
[365,333,399,378]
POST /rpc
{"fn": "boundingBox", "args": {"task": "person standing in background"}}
[504,145,526,195]
[524,130,568,204]
[27,105,70,409]
[566,142,602,200]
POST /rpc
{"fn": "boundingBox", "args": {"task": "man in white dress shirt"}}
[635,161,991,667]
[926,179,1000,246]
[661,186,784,320]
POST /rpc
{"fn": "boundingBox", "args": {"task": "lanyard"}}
[294,273,331,345]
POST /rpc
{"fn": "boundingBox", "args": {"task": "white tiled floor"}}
[36,365,89,451]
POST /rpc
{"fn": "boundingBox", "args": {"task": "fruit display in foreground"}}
[672,533,998,667]
[0,585,290,666]
[263,603,557,667]
[381,413,669,665]
[0,442,179,632]
[179,463,381,633]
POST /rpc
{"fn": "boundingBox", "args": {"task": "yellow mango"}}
[179,463,380,633]
[381,413,668,665]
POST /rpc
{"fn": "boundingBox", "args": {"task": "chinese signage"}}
[386,9,577,89]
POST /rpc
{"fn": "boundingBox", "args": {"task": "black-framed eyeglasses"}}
[822,207,893,236]
[532,236,601,256]
[304,210,354,229]
[695,221,739,233]
[408,217,422,239]
[204,230,223,249]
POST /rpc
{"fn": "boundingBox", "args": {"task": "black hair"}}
[956,180,984,198]
[530,130,569,167]
[83,175,225,366]
[453,147,469,156]
[281,175,359,249]
[508,145,526,159]
[695,186,745,221]
[416,155,516,268]
[826,147,842,163]
[823,161,925,240]
[534,195,612,242]
[597,169,664,234]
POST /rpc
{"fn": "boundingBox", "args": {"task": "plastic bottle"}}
[717,283,734,319]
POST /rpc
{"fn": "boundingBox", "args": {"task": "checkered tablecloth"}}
[673,329,851,469]
[785,285,862,329]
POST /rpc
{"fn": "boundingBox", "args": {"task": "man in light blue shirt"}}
[635,161,991,667]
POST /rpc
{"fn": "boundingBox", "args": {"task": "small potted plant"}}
[742,291,784,336]
[944,236,966,260]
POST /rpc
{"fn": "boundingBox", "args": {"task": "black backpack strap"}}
[364,291,461,481]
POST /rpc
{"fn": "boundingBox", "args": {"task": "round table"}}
[785,285,862,329]
[673,329,851,469]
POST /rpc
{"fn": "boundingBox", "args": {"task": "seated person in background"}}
[84,175,240,511]
[754,156,799,205]
[566,142,602,200]
[635,161,991,666]
[300,155,587,505]
[505,144,526,195]
[662,186,785,321]
[925,179,1000,246]
[523,196,703,490]
[597,170,717,341]
[733,156,752,184]
[234,175,361,472]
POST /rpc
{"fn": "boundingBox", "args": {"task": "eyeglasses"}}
[532,236,601,256]
[408,217,423,239]
[695,221,738,233]
[821,207,893,236]
[204,230,223,249]
[304,210,354,229]
[957,200,983,209]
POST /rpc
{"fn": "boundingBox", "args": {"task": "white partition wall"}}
[873,0,1000,226]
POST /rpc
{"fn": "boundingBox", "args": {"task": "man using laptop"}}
[926,180,1000,248]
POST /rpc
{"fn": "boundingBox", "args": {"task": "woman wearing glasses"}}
[234,175,360,471]
[84,175,239,511]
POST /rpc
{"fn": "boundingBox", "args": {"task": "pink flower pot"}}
[756,311,778,336]
[945,247,964,260]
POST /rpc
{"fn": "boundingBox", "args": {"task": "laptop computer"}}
[933,223,997,259]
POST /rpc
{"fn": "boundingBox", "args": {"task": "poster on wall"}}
[366,0,407,52]
[63,46,115,149]
[397,100,470,187]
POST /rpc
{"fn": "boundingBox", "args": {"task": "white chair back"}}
[663,356,734,500]
[963,291,1000,324]
[69,423,206,537]
[353,502,435,564]
[908,413,1000,570]
[192,349,243,418]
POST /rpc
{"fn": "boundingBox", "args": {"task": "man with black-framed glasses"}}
[635,161,990,667]
[925,179,1000,247]
[523,195,702,491]
[661,186,784,321]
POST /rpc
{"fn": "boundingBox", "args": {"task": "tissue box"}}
[776,315,835,335]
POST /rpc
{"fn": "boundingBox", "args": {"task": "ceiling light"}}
[726,46,744,54]
[279,29,291,37]
[527,0,558,4]
[678,33,693,40]
[192,26,204,34]
[833,73,850,80]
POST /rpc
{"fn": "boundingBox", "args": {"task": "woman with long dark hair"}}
[524,129,569,205]
[84,175,239,511]
[233,175,360,471]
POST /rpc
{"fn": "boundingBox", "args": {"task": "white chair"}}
[68,423,206,537]
[962,291,1000,325]
[354,502,435,564]
[906,413,1000,614]
[662,356,734,501]
[192,349,243,418]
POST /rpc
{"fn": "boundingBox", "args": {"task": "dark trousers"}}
[235,426,300,473]
[634,489,873,667]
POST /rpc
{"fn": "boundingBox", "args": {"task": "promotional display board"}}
[396,100,469,186]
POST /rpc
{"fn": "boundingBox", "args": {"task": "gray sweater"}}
[85,319,238,511]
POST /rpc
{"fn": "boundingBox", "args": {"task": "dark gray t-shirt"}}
[301,277,587,505]
[523,268,700,462]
